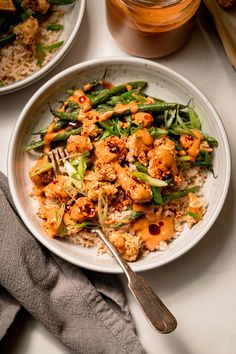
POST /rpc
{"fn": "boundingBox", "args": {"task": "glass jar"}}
[105,0,201,58]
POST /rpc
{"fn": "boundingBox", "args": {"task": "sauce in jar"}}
[106,0,201,58]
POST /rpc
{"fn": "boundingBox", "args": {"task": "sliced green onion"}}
[163,186,200,203]
[55,204,66,228]
[29,162,52,177]
[151,186,163,205]
[187,211,202,220]
[177,155,191,162]
[98,192,108,226]
[188,106,201,129]
[134,162,148,173]
[75,221,100,229]
[46,41,64,52]
[113,211,143,228]
[47,24,64,31]
[132,171,168,187]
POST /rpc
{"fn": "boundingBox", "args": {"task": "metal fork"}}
[47,147,177,334]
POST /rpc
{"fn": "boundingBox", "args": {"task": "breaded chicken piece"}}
[126,128,154,165]
[109,231,142,261]
[21,0,50,13]
[148,137,179,183]
[0,0,16,11]
[30,155,53,186]
[66,135,93,154]
[14,16,39,47]
[36,0,50,14]
[180,130,203,162]
[113,162,152,203]
[132,112,153,127]
[84,171,118,201]
[95,136,127,163]
[44,175,71,202]
[70,197,96,222]
[94,161,117,182]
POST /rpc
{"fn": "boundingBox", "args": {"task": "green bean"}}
[46,41,64,52]
[127,81,147,92]
[24,140,44,151]
[90,84,128,107]
[162,186,200,203]
[34,120,68,136]
[50,109,80,122]
[47,24,64,31]
[25,127,82,151]
[113,211,144,228]
[138,102,185,112]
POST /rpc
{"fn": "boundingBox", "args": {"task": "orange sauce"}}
[132,214,174,250]
[180,130,203,162]
[113,162,152,203]
[106,0,201,58]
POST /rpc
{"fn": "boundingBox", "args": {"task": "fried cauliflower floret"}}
[94,161,117,182]
[21,0,50,13]
[70,197,96,222]
[132,112,153,127]
[0,0,16,11]
[180,130,203,162]
[148,137,179,183]
[14,17,39,47]
[41,205,61,238]
[36,0,50,13]
[84,171,118,201]
[109,231,142,261]
[113,162,152,203]
[29,155,53,186]
[95,136,127,163]
[66,135,93,154]
[81,118,102,138]
[126,128,154,165]
[44,175,71,202]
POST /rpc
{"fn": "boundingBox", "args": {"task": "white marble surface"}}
[0,1,236,353]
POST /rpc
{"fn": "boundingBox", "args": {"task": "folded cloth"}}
[0,172,146,354]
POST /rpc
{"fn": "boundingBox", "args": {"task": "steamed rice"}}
[0,9,64,85]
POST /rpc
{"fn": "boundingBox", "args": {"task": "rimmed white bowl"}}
[8,57,231,273]
[0,0,86,95]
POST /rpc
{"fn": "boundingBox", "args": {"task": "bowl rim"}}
[0,0,86,96]
[7,57,231,273]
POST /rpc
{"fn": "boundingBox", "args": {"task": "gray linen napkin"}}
[0,172,146,354]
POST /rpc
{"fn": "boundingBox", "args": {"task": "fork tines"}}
[47,147,68,177]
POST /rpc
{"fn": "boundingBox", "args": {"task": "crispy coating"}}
[14,17,39,47]
[109,231,142,261]
[30,156,53,186]
[70,197,96,222]
[148,137,179,182]
[66,135,93,154]
[95,136,127,163]
[44,175,71,202]
[126,128,154,165]
[94,161,117,182]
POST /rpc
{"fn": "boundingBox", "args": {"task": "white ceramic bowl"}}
[0,0,86,95]
[8,57,231,273]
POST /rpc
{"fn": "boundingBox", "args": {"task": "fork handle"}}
[94,229,177,334]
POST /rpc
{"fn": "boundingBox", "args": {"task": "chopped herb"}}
[113,211,143,228]
[187,211,202,220]
[132,171,168,187]
[47,24,64,31]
